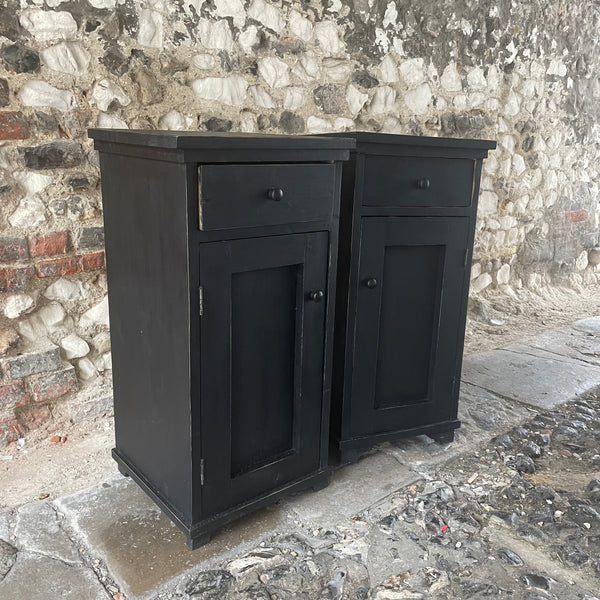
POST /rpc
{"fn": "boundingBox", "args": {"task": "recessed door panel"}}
[374,243,445,408]
[199,232,329,516]
[230,264,299,477]
[350,217,469,437]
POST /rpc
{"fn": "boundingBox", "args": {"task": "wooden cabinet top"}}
[326,131,496,158]
[88,130,355,163]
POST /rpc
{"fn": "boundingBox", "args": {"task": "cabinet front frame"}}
[332,150,485,455]
[186,160,343,527]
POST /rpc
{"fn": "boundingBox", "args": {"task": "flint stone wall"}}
[0,0,599,444]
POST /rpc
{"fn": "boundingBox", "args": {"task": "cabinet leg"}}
[430,430,455,444]
[118,465,130,478]
[339,447,365,465]
[311,477,329,492]
[187,532,211,550]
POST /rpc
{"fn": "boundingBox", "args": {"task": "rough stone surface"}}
[0,79,8,107]
[313,83,345,114]
[56,477,283,597]
[0,553,107,599]
[15,502,81,564]
[0,44,40,74]
[91,79,130,112]
[462,339,600,410]
[60,334,90,360]
[17,80,75,111]
[0,539,17,582]
[191,76,248,105]
[79,297,109,328]
[43,278,82,302]
[29,365,77,401]
[285,452,419,529]
[279,111,304,134]
[40,42,90,75]
[0,238,27,263]
[3,294,34,319]
[2,347,61,380]
[0,329,19,357]
[258,57,290,89]
[0,111,30,140]
[20,141,84,171]
[19,9,78,42]
[13,172,52,196]
[76,227,104,250]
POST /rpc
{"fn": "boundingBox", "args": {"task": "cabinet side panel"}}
[330,157,356,445]
[452,158,484,408]
[99,152,192,523]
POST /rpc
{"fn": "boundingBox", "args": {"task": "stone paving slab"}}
[0,552,109,599]
[0,512,9,541]
[573,315,600,336]
[383,382,532,471]
[461,343,600,410]
[16,501,82,564]
[56,476,284,599]
[521,326,600,367]
[284,452,419,530]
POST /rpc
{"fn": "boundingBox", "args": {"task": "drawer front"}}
[198,163,335,230]
[362,155,475,208]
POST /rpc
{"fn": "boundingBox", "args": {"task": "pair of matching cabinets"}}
[90,130,495,549]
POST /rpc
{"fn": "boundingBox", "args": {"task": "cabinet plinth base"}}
[429,430,455,444]
[112,449,330,550]
[186,532,211,550]
[331,419,461,465]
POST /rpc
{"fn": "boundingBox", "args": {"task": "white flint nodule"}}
[18,80,76,112]
[20,9,77,41]
[91,79,130,112]
[41,42,90,75]
[191,76,248,106]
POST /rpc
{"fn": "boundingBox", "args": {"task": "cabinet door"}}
[199,232,328,516]
[350,217,469,437]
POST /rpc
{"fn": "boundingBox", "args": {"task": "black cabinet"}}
[329,133,496,464]
[88,130,353,548]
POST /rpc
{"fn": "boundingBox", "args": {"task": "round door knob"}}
[267,188,284,201]
[365,278,378,289]
[417,178,430,190]
[308,290,324,302]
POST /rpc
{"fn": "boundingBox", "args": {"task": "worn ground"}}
[2,292,600,598]
[464,282,600,355]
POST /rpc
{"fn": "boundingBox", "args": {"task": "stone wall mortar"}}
[0,0,599,444]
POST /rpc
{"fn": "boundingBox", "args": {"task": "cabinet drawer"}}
[362,155,475,208]
[198,163,335,230]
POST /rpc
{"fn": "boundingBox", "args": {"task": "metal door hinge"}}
[199,286,203,317]
[200,458,205,485]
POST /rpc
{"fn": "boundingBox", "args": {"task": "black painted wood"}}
[351,217,469,434]
[326,132,496,464]
[89,130,351,548]
[199,232,328,517]
[362,155,475,207]
[199,163,335,230]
